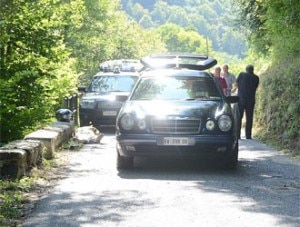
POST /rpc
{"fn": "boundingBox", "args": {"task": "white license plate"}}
[162,137,189,146]
[103,111,117,116]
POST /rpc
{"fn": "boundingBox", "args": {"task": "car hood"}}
[81,92,131,101]
[122,100,230,119]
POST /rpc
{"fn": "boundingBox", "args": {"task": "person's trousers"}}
[237,102,255,139]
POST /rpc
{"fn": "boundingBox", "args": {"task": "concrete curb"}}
[0,121,74,179]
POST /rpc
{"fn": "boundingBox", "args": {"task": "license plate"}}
[162,137,189,146]
[103,111,117,116]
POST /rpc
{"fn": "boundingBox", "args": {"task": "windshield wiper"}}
[184,97,210,101]
[109,90,124,92]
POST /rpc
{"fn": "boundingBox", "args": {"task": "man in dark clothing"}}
[236,65,259,139]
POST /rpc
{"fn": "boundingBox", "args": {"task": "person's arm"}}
[222,78,227,95]
[233,73,242,95]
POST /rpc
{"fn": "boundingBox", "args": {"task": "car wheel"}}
[117,151,134,170]
[226,142,238,169]
[80,120,90,127]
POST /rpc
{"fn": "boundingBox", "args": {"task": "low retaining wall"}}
[0,121,74,179]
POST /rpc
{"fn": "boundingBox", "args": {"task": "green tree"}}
[139,14,154,28]
[150,1,170,24]
[156,23,213,54]
[234,0,300,55]
[167,6,190,27]
[131,2,149,22]
[68,0,165,85]
[0,0,83,143]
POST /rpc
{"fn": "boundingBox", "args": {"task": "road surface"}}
[22,132,300,227]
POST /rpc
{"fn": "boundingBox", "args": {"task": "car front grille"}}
[97,101,123,109]
[151,118,201,134]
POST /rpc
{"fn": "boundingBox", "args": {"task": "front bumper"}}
[79,108,119,127]
[116,134,238,158]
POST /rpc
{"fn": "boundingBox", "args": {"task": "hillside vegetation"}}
[256,57,300,153]
[121,0,247,59]
[235,0,300,153]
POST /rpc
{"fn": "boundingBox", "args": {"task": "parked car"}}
[115,54,239,169]
[79,67,139,129]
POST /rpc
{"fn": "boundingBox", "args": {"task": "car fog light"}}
[138,119,147,130]
[206,120,215,131]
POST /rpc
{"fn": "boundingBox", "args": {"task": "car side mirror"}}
[78,86,87,93]
[225,96,239,103]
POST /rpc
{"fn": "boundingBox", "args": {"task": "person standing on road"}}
[214,66,227,95]
[222,64,236,96]
[236,64,259,139]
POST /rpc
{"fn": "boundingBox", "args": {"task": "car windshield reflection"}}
[88,75,138,93]
[131,76,221,101]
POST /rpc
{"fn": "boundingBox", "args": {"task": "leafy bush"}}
[255,56,300,153]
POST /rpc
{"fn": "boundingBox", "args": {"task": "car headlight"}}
[80,99,97,109]
[120,113,135,130]
[218,115,232,132]
[206,120,215,131]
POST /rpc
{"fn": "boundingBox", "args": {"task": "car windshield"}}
[88,75,138,93]
[131,76,221,100]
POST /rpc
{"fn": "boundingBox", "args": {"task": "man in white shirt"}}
[222,64,236,96]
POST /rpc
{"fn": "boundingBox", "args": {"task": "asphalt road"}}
[22,132,300,227]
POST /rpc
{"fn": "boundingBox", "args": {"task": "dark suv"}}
[79,66,139,129]
[115,54,239,169]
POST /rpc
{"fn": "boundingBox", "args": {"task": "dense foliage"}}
[67,0,165,85]
[0,0,165,143]
[0,0,83,142]
[121,0,248,58]
[155,23,214,54]
[235,0,300,152]
[255,57,300,152]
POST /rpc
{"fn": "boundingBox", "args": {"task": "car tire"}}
[80,120,90,127]
[117,151,134,170]
[226,142,238,169]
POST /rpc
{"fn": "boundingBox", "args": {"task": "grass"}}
[0,136,81,226]
[0,177,33,226]
[254,126,300,160]
[0,158,57,226]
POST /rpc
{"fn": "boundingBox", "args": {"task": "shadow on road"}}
[23,135,300,227]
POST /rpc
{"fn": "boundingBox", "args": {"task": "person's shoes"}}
[246,137,252,139]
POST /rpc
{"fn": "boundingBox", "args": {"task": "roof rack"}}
[140,53,217,71]
[99,59,142,72]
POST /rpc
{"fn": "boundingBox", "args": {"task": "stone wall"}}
[0,121,74,179]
